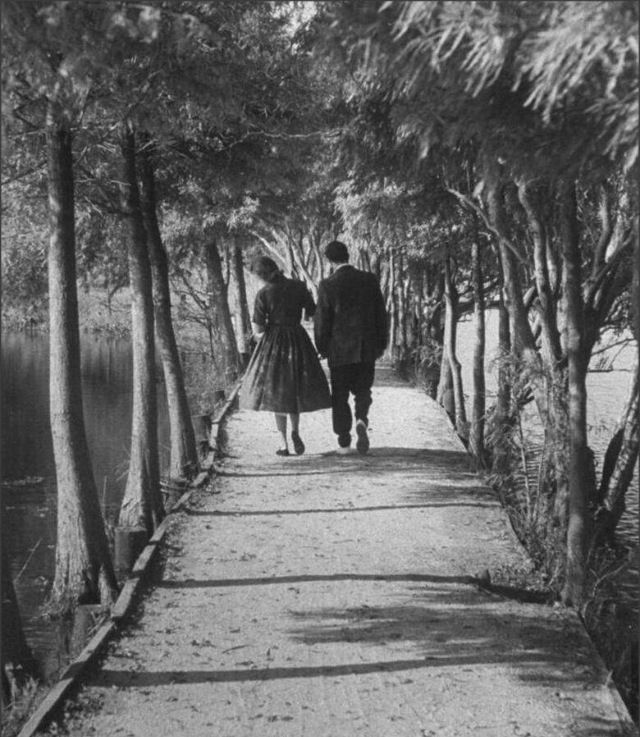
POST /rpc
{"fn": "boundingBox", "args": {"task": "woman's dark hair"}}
[324,240,349,264]
[252,255,281,282]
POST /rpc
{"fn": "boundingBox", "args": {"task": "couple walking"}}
[239,241,388,456]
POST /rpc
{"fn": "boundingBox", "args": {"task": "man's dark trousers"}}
[330,362,375,447]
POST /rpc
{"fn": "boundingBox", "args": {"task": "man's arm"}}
[313,282,332,357]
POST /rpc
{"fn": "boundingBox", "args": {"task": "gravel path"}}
[54,376,636,737]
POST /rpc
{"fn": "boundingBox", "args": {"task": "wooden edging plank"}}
[17,621,115,737]
[17,378,243,737]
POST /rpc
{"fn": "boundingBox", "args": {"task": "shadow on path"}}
[224,446,472,473]
[91,587,595,692]
[155,573,478,588]
[185,500,497,516]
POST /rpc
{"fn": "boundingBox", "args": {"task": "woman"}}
[239,256,331,455]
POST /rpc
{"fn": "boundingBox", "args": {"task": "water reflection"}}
[1,331,170,680]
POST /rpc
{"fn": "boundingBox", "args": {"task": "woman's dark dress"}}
[240,274,331,414]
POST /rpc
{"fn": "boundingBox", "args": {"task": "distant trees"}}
[2,0,636,642]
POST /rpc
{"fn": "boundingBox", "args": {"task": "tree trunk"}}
[118,122,163,533]
[559,180,592,608]
[443,257,467,438]
[289,231,317,295]
[634,215,640,347]
[436,262,455,423]
[205,238,240,386]
[492,289,512,475]
[484,170,540,366]
[232,239,252,358]
[469,238,486,464]
[517,179,562,365]
[138,137,198,481]
[396,248,408,358]
[386,248,398,360]
[46,99,118,609]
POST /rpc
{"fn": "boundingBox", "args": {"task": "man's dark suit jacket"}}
[314,264,388,367]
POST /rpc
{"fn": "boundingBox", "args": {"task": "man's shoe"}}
[355,420,370,454]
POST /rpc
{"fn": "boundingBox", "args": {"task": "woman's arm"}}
[252,289,268,338]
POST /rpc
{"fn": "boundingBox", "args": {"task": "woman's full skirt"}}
[239,325,331,414]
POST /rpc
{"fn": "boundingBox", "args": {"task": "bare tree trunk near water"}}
[118,123,163,533]
[138,137,198,481]
[46,98,118,608]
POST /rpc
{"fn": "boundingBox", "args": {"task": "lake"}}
[1,331,173,679]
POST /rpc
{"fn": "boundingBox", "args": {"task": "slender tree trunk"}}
[386,248,398,360]
[517,179,562,364]
[205,238,240,385]
[492,288,512,475]
[289,233,316,295]
[633,212,640,357]
[311,238,325,281]
[396,248,408,358]
[138,137,198,481]
[437,261,455,422]
[559,180,592,607]
[46,99,117,608]
[443,257,467,438]
[437,355,455,420]
[484,169,542,368]
[118,123,163,533]
[232,240,252,358]
[470,238,486,464]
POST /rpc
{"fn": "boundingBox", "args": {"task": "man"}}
[314,240,388,454]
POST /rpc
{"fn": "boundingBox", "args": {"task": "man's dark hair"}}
[324,241,349,264]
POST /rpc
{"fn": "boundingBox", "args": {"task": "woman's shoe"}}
[276,448,290,456]
[291,431,305,455]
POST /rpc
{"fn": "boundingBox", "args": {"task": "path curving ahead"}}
[56,373,635,737]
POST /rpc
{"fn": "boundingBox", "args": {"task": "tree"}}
[138,136,198,481]
[117,123,163,533]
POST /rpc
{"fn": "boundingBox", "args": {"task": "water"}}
[1,331,171,680]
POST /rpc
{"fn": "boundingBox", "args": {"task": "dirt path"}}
[54,377,635,737]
